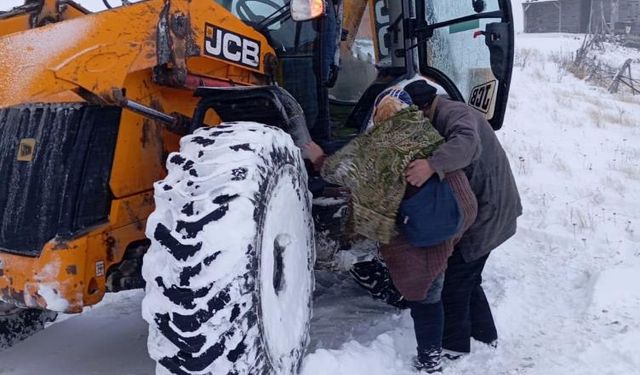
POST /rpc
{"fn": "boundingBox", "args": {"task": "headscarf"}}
[372,87,413,125]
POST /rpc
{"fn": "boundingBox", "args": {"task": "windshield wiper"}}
[256,3,291,31]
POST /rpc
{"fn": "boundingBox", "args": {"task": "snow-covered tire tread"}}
[143,122,314,375]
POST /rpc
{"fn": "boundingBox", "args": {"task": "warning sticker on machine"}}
[96,261,105,277]
[204,23,261,69]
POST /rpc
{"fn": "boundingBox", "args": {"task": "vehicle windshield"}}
[215,0,318,54]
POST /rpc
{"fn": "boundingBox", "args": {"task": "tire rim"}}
[259,166,313,371]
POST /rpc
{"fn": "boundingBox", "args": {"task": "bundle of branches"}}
[570,33,628,89]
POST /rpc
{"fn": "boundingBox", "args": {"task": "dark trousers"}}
[408,274,445,350]
[442,249,497,353]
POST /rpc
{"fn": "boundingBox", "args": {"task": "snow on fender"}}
[142,122,315,375]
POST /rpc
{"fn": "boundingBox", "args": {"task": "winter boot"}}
[349,259,387,299]
[382,281,408,309]
[441,348,466,361]
[350,259,408,309]
[349,258,407,309]
[413,347,443,373]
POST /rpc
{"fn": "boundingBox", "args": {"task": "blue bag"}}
[398,176,463,247]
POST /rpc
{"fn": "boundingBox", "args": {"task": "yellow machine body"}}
[0,0,275,313]
[0,0,376,314]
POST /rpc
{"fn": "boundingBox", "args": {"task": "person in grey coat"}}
[404,80,522,357]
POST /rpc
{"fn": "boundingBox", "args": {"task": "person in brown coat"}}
[403,80,522,358]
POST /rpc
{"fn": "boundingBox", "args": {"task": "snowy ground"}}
[1,29,640,375]
[302,34,640,375]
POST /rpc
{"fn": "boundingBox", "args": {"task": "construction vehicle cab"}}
[0,0,514,373]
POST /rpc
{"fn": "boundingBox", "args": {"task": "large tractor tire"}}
[142,122,315,375]
[0,302,57,349]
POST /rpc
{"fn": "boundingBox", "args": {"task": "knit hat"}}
[404,80,438,108]
[372,88,413,125]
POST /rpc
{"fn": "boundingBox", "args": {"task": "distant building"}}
[523,0,640,35]
[522,0,590,33]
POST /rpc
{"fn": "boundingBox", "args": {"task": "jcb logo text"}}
[204,24,261,69]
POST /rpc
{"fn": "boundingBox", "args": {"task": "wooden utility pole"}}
[558,1,562,33]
